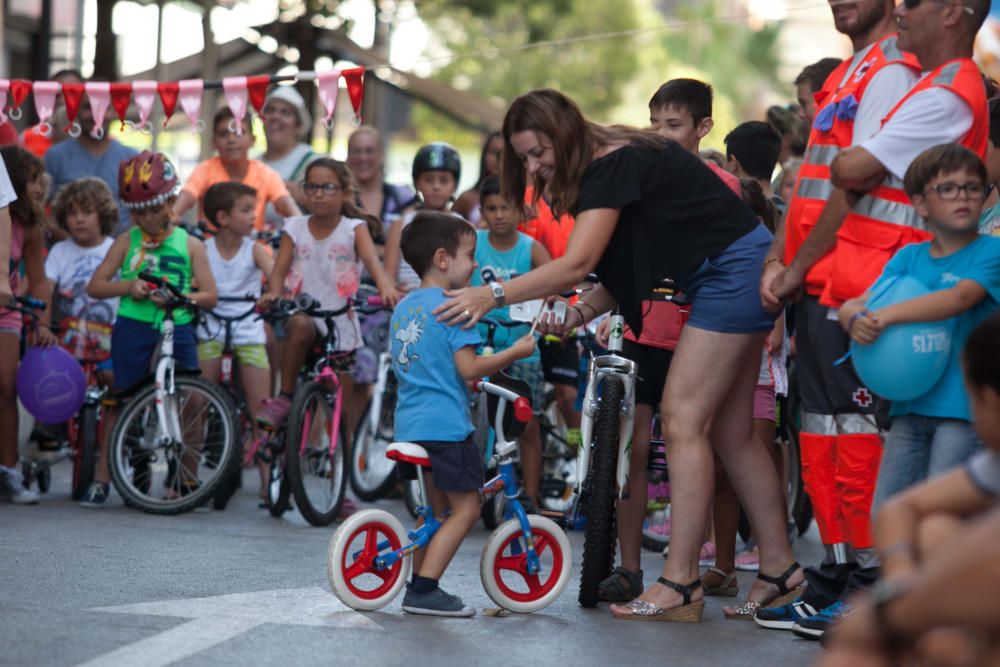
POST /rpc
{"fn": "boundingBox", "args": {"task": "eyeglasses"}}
[924,182,988,200]
[902,0,974,15]
[303,182,344,195]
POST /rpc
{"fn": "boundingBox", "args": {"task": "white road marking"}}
[76,587,382,667]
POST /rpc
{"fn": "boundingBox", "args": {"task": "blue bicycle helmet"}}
[412,142,461,186]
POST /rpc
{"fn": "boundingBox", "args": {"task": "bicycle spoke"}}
[496,554,525,573]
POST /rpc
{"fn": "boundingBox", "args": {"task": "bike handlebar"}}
[472,379,533,424]
[15,295,46,310]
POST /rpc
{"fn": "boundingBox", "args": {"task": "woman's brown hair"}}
[0,145,45,227]
[304,158,382,240]
[500,89,666,218]
[52,177,119,236]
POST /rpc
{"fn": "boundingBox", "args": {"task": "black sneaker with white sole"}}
[401,586,475,617]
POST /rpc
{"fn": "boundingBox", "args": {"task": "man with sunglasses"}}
[767,0,991,642]
[756,0,921,636]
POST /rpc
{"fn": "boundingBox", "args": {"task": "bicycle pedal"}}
[538,509,568,528]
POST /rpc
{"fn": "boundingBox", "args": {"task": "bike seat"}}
[386,442,431,468]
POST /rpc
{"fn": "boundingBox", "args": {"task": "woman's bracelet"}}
[847,309,871,332]
[579,301,598,318]
[571,305,587,324]
[763,257,783,268]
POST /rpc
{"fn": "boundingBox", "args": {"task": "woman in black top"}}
[437,89,803,621]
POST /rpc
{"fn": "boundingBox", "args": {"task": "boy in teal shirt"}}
[470,175,551,508]
[840,144,1000,507]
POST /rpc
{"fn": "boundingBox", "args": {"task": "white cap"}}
[262,85,312,137]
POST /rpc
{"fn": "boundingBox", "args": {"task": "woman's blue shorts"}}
[675,224,777,335]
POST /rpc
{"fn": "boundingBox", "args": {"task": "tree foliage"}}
[416,0,641,119]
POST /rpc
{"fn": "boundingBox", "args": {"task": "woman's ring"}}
[463,309,471,317]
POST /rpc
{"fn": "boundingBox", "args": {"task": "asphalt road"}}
[1,466,823,667]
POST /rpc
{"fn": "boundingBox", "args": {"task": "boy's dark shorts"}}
[622,339,674,408]
[539,336,580,386]
[111,316,198,391]
[398,434,484,492]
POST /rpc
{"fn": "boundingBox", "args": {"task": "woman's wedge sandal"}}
[723,561,805,621]
[598,567,644,602]
[702,567,740,597]
[611,577,704,623]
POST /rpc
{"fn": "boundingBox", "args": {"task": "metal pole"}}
[151,0,164,151]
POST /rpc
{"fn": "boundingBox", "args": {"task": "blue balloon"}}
[851,275,953,402]
[16,346,86,424]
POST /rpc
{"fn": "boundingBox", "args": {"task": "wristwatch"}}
[488,281,506,307]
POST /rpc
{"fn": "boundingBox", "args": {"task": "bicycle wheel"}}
[328,509,411,611]
[578,375,624,608]
[71,403,99,500]
[109,376,239,515]
[266,437,292,517]
[286,382,348,526]
[402,478,421,519]
[350,394,397,501]
[481,515,573,613]
[480,465,506,530]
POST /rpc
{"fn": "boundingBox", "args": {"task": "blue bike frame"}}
[358,380,542,576]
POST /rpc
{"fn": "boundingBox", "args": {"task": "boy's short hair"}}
[725,121,783,181]
[203,181,258,226]
[964,313,1000,393]
[213,107,251,135]
[903,144,987,198]
[479,174,501,201]
[648,78,713,123]
[794,58,843,93]
[401,212,475,279]
[52,177,118,236]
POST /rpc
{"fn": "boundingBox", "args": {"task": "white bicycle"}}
[107,272,239,514]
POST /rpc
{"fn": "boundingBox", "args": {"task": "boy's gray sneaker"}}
[80,482,110,508]
[401,586,475,617]
[0,468,40,505]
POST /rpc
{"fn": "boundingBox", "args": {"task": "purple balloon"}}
[16,346,86,424]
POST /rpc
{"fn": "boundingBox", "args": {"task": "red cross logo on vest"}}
[853,58,875,83]
[853,388,874,408]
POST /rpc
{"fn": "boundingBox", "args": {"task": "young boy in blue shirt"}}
[839,143,1000,508]
[391,212,535,617]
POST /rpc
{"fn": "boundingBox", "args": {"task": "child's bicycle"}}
[328,377,572,613]
[201,293,260,510]
[573,276,692,607]
[258,292,381,526]
[106,272,240,514]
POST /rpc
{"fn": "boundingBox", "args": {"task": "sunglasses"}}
[902,0,974,14]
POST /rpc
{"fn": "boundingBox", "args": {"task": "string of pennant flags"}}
[0,68,367,139]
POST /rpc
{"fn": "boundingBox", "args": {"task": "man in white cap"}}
[259,85,318,227]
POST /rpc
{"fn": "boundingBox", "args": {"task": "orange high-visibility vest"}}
[784,35,919,296]
[821,58,989,307]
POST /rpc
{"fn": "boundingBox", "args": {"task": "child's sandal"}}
[598,567,644,602]
[701,567,739,597]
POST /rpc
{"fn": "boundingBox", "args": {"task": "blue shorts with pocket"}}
[111,316,199,391]
[675,224,776,334]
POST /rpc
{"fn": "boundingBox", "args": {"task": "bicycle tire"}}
[349,397,397,501]
[402,478,421,519]
[481,515,573,613]
[71,404,99,500]
[286,382,348,526]
[480,465,506,530]
[266,440,292,517]
[578,375,623,608]
[108,376,239,515]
